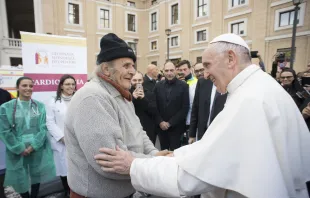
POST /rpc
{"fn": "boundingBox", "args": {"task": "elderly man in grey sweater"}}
[64,33,168,198]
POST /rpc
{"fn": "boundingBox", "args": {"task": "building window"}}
[151,13,157,31]
[99,9,110,29]
[151,0,157,5]
[151,41,157,51]
[197,30,207,42]
[231,21,245,35]
[232,0,246,7]
[68,3,80,24]
[10,57,23,66]
[197,0,208,17]
[151,61,157,65]
[171,3,179,25]
[171,36,179,47]
[127,1,136,7]
[128,42,137,53]
[274,4,305,31]
[127,14,136,32]
[196,57,202,63]
[279,9,300,27]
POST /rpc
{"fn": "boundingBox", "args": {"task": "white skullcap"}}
[210,33,250,52]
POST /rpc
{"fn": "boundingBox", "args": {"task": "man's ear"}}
[101,63,110,77]
[227,50,237,69]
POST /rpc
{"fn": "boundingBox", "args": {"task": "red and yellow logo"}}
[35,51,48,65]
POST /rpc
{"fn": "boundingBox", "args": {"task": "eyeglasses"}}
[194,68,205,74]
[280,76,293,80]
[63,83,76,86]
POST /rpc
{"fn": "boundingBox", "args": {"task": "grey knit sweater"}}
[64,76,158,198]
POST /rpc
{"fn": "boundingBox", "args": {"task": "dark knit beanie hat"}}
[97,33,136,65]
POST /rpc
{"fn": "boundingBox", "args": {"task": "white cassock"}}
[130,65,310,198]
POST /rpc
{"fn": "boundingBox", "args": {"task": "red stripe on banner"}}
[24,73,87,92]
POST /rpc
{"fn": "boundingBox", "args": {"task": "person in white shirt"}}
[46,74,76,197]
[94,33,310,198]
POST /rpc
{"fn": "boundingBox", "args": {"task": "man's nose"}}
[129,65,136,74]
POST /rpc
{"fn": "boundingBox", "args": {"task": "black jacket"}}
[189,79,227,140]
[153,78,189,133]
[0,88,11,106]
[283,83,305,108]
[300,98,310,131]
[130,87,157,142]
[142,75,156,92]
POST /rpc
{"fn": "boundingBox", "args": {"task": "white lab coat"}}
[130,65,310,198]
[46,97,68,176]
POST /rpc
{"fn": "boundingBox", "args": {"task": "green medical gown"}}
[0,99,55,193]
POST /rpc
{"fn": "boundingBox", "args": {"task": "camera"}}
[250,51,259,58]
[136,84,143,90]
[275,53,285,63]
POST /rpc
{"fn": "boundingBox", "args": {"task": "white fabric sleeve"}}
[130,157,180,198]
[130,156,222,198]
[177,168,221,197]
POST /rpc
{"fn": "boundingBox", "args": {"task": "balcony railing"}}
[2,38,22,49]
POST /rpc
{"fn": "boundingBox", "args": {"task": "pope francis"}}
[94,34,310,198]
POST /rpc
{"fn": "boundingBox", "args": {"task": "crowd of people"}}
[0,32,309,198]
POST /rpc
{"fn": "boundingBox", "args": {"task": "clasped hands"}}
[94,146,173,175]
[21,146,34,156]
[159,121,170,131]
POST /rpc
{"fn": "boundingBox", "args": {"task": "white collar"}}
[146,75,153,81]
[227,64,260,94]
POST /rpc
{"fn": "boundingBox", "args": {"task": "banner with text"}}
[21,32,87,103]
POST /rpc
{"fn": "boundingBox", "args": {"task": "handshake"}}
[155,149,174,157]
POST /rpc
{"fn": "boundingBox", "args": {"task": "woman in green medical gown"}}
[0,77,55,198]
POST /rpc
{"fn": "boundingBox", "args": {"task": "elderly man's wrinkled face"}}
[131,72,144,88]
[164,62,176,80]
[105,58,135,90]
[202,48,231,93]
[194,63,205,79]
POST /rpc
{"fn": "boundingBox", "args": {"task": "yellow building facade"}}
[40,0,310,75]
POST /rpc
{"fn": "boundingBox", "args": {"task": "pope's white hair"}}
[209,42,251,65]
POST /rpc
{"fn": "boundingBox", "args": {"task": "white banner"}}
[21,32,87,103]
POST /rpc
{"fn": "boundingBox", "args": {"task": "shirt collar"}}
[227,64,260,94]
[146,75,153,81]
[185,73,193,82]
